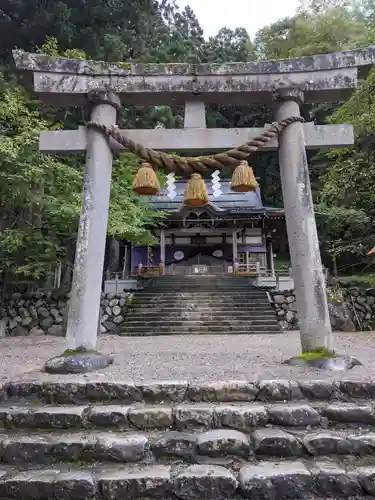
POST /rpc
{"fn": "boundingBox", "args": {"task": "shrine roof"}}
[151,180,271,215]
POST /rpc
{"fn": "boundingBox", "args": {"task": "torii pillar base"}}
[44,349,114,374]
[283,353,362,371]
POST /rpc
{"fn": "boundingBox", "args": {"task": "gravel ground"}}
[1,331,375,384]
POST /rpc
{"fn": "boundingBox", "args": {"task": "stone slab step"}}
[124,317,278,324]
[126,307,276,321]
[146,279,258,283]
[4,379,372,405]
[146,286,261,290]
[130,303,273,308]
[128,307,274,315]
[134,292,268,297]
[1,402,375,431]
[147,287,262,290]
[134,294,269,299]
[146,291,267,296]
[125,311,276,319]
[136,292,270,304]
[147,290,264,293]
[136,292,268,295]
[2,459,375,499]
[131,300,271,307]
[132,300,270,305]
[119,331,282,337]
[118,327,281,335]
[3,427,375,464]
[122,320,279,327]
[138,291,268,296]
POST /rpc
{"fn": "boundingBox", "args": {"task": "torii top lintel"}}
[12,47,375,107]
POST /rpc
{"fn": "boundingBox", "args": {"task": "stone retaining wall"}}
[269,287,375,331]
[0,290,132,337]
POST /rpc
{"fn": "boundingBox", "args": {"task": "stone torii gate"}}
[12,47,375,373]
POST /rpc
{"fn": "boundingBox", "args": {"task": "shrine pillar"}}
[160,227,166,275]
[268,239,275,277]
[274,87,333,352]
[65,90,121,352]
[232,226,238,271]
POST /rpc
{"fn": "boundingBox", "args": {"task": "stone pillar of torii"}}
[12,47,375,373]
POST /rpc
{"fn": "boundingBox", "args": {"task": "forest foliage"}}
[0,0,374,281]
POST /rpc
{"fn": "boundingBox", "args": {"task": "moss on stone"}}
[60,347,101,357]
[298,347,338,361]
[117,61,132,70]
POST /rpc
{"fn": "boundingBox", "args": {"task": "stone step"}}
[132,299,271,306]
[1,459,375,499]
[145,287,262,290]
[123,319,279,327]
[128,307,273,314]
[118,326,281,335]
[127,307,275,313]
[147,281,258,284]
[134,298,269,303]
[145,278,257,282]
[119,331,282,337]
[126,312,275,320]
[131,303,272,308]
[125,313,277,321]
[127,306,275,313]
[144,288,266,293]
[129,302,273,307]
[3,427,375,465]
[5,379,370,405]
[146,291,266,294]
[1,402,375,431]
[136,292,268,297]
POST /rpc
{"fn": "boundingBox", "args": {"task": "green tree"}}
[0,83,82,280]
[254,0,366,59]
[0,0,174,63]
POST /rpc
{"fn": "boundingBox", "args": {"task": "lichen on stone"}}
[61,347,101,357]
[117,61,132,71]
[298,347,338,361]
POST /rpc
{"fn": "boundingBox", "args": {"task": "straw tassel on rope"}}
[231,160,259,192]
[132,162,160,195]
[184,173,209,206]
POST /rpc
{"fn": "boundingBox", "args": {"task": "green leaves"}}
[316,205,373,257]
[0,79,83,279]
[108,153,165,245]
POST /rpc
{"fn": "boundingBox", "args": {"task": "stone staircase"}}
[2,379,375,498]
[120,276,280,336]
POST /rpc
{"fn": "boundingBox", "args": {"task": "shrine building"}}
[129,175,285,278]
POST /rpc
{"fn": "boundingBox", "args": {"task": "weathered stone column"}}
[45,90,120,374]
[274,87,333,352]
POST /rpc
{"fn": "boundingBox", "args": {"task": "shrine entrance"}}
[167,252,229,276]
[13,45,375,372]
